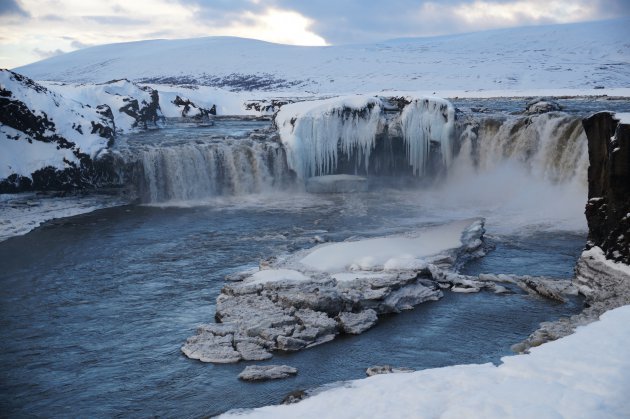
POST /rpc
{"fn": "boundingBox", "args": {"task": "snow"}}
[0,126,77,179]
[221,304,630,419]
[298,219,473,272]
[0,70,112,178]
[46,80,159,133]
[15,18,630,96]
[614,112,630,125]
[0,192,124,242]
[152,85,252,116]
[582,246,630,276]
[275,95,382,179]
[244,269,310,286]
[400,97,455,175]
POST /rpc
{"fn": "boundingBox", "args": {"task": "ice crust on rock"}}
[400,97,455,174]
[298,219,471,273]
[238,365,298,381]
[221,305,630,419]
[275,95,456,180]
[275,96,382,179]
[181,219,486,363]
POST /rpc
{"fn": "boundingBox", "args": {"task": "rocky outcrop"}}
[365,365,414,376]
[524,97,562,115]
[0,70,118,193]
[583,112,630,264]
[182,219,486,363]
[238,365,298,381]
[172,95,216,119]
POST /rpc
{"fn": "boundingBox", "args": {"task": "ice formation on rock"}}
[275,96,382,179]
[400,98,455,175]
[276,95,459,180]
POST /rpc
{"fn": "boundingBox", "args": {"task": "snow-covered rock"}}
[220,304,630,418]
[47,79,163,132]
[524,97,562,115]
[158,92,216,119]
[365,365,414,377]
[238,365,298,381]
[181,219,485,363]
[337,310,378,334]
[0,70,116,192]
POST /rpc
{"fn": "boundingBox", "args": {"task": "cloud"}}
[84,16,150,26]
[33,48,66,58]
[0,0,29,17]
[70,40,93,49]
[180,0,630,44]
[1,0,628,68]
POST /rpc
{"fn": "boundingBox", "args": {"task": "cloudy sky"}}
[1,0,628,69]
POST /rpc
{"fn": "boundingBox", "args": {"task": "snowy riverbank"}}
[222,304,630,418]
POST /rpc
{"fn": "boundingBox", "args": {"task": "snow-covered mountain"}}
[14,18,630,94]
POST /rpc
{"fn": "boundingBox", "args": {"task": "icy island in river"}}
[1,14,630,419]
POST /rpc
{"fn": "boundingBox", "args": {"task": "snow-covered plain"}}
[14,18,630,97]
[222,305,630,419]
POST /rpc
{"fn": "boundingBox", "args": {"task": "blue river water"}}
[0,189,584,418]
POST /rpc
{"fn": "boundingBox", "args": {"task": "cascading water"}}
[126,138,291,203]
[116,98,591,206]
[454,112,588,186]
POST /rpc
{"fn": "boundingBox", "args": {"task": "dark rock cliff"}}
[583,112,630,264]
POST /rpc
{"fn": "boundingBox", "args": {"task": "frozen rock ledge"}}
[182,219,486,363]
[238,365,298,381]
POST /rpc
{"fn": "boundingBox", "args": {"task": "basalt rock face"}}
[583,112,630,264]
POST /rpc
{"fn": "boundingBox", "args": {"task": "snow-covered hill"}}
[0,70,116,191]
[14,18,630,95]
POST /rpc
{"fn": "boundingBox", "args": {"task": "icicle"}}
[400,98,455,175]
[276,96,382,179]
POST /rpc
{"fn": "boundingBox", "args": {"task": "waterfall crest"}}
[126,139,290,203]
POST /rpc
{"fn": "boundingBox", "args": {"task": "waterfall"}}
[128,139,291,203]
[457,112,588,185]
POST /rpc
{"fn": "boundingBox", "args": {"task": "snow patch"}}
[298,219,473,273]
